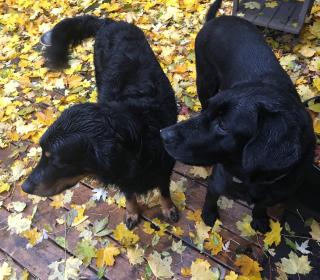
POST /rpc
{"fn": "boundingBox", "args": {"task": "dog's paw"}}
[251,217,270,233]
[201,210,219,227]
[162,206,180,223]
[124,212,139,230]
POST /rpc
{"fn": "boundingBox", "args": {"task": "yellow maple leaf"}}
[186,209,202,223]
[70,204,88,226]
[181,266,192,277]
[236,215,256,237]
[172,226,184,237]
[193,220,211,248]
[204,231,223,255]
[264,220,282,247]
[35,109,56,126]
[190,258,217,280]
[96,245,120,268]
[50,194,65,209]
[0,182,10,194]
[23,227,42,246]
[235,255,262,279]
[225,271,239,280]
[113,223,139,247]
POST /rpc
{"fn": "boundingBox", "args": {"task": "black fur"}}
[161,2,315,232]
[22,16,178,226]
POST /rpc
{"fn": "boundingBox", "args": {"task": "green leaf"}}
[74,239,97,266]
[284,237,297,251]
[55,236,68,249]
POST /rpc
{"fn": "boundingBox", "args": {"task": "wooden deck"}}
[0,149,320,279]
[233,0,315,34]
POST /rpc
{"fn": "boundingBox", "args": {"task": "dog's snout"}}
[21,180,35,194]
[161,128,179,144]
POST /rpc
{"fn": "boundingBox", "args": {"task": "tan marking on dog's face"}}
[44,151,51,157]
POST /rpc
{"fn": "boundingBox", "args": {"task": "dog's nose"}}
[21,180,35,194]
[160,128,179,144]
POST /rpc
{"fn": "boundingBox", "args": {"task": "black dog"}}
[22,15,178,229]
[161,0,315,232]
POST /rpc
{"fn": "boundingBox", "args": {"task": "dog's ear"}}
[108,113,142,150]
[242,104,301,174]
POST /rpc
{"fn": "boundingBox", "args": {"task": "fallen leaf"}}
[279,251,312,275]
[127,245,145,266]
[7,213,31,234]
[113,223,139,247]
[171,239,186,254]
[264,220,282,247]
[147,251,174,279]
[204,231,223,255]
[309,219,320,241]
[0,261,12,279]
[23,227,42,247]
[190,258,219,280]
[236,215,256,237]
[74,239,97,266]
[190,166,211,179]
[96,245,120,268]
[235,255,262,279]
[48,257,82,280]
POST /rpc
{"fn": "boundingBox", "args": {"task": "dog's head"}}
[161,87,314,180]
[22,102,142,196]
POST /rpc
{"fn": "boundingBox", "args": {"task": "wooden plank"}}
[0,249,35,279]
[4,181,231,278]
[284,3,303,34]
[268,1,297,31]
[237,0,263,21]
[2,186,141,279]
[253,2,281,27]
[0,209,97,280]
[67,183,232,275]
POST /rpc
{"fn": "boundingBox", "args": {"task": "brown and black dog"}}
[22,15,178,229]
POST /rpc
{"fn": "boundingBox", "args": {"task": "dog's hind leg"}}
[124,194,140,230]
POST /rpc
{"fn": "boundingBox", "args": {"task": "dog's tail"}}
[205,0,223,22]
[42,15,113,69]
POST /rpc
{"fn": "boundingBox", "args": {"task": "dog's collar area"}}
[232,171,290,185]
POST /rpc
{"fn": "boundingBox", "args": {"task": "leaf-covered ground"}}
[0,0,320,279]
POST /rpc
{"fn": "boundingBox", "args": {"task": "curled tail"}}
[43,15,112,69]
[205,0,223,22]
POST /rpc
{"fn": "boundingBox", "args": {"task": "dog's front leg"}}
[124,194,140,230]
[251,203,270,233]
[160,184,179,223]
[201,189,220,226]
